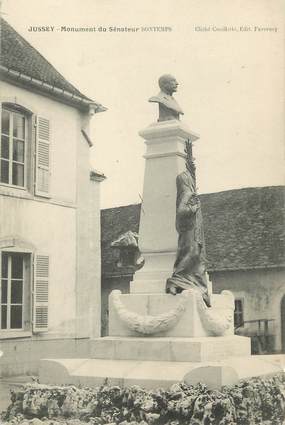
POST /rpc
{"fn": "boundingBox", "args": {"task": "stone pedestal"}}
[132,120,199,292]
[39,341,283,390]
[89,336,250,363]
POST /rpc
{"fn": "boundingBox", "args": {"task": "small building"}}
[0,18,106,376]
[101,186,285,353]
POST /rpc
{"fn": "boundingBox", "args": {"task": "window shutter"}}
[33,254,49,333]
[35,116,50,196]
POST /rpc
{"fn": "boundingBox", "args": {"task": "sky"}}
[2,0,284,208]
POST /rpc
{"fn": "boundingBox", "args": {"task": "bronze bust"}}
[149,74,184,121]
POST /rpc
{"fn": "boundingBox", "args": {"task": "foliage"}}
[1,374,285,425]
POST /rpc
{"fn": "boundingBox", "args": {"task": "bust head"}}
[158,74,179,96]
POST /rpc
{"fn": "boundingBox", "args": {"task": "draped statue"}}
[166,141,211,307]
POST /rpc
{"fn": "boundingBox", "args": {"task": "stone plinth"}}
[132,120,199,292]
[89,336,251,362]
[39,355,283,391]
[108,290,234,338]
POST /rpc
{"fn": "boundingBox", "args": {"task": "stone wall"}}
[0,337,90,377]
[211,268,285,352]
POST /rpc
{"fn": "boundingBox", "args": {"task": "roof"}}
[101,186,285,275]
[0,18,106,112]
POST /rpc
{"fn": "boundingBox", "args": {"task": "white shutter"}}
[33,254,49,333]
[35,116,50,196]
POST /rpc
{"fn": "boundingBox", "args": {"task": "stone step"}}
[39,355,284,390]
[90,336,251,363]
[40,358,199,389]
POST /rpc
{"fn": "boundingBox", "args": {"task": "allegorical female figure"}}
[166,146,211,307]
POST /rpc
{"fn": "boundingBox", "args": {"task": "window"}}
[0,252,30,330]
[1,108,26,188]
[0,105,50,197]
[0,250,49,334]
[234,299,244,328]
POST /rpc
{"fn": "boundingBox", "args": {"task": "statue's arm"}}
[177,190,200,218]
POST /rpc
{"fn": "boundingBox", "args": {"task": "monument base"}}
[39,354,283,391]
[39,289,283,390]
[89,336,250,362]
[38,289,284,390]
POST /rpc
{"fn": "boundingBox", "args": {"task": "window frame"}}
[0,249,32,336]
[0,107,28,190]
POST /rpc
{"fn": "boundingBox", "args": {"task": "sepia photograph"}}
[0,1,284,424]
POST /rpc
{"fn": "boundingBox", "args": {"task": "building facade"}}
[0,18,106,376]
[101,186,285,353]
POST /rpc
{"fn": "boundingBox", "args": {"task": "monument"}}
[40,75,283,390]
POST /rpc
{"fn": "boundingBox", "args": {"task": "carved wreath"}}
[111,289,191,334]
[111,289,233,336]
